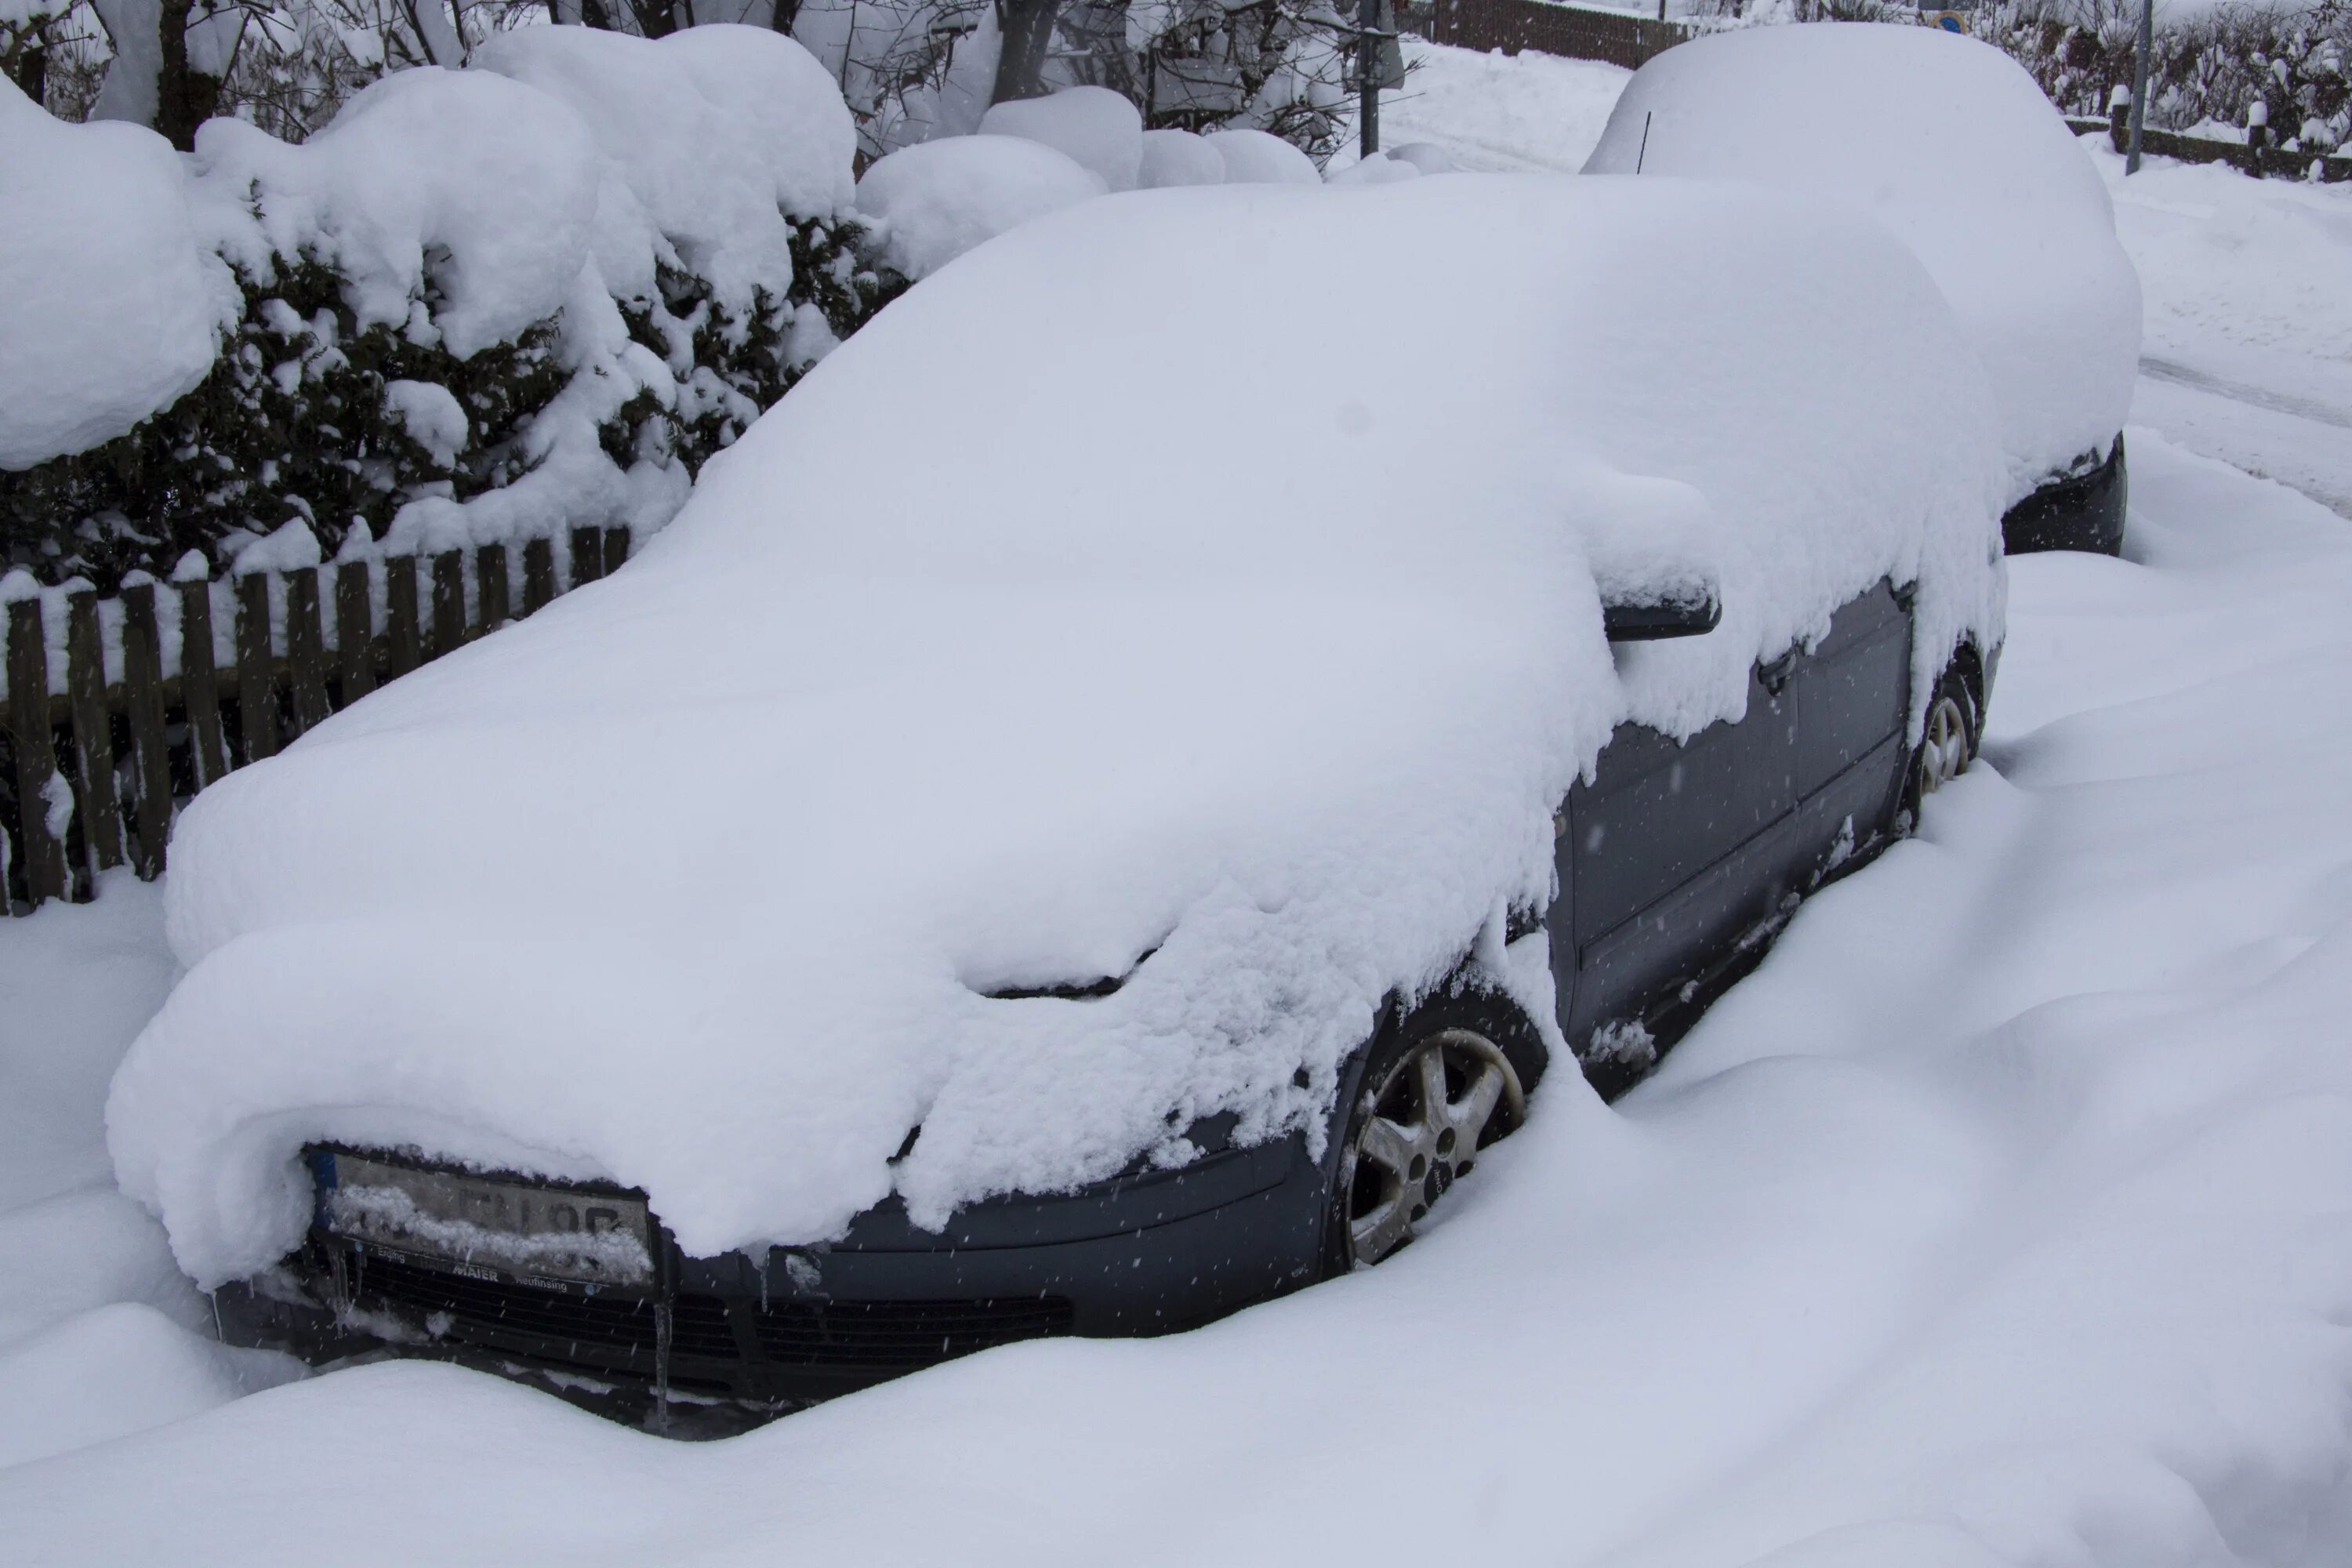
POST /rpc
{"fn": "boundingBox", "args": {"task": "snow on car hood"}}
[107,176,2006,1287]
[1584,24,2143,508]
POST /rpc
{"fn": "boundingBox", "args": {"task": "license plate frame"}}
[310,1145,658,1290]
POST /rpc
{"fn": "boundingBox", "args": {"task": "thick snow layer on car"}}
[193,67,603,360]
[473,24,857,311]
[979,85,1145,192]
[854,133,1108,278]
[107,176,2004,1287]
[0,78,232,469]
[1584,24,2141,507]
[17,433,2352,1566]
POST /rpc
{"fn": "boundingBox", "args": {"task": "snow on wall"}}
[1584,23,2143,506]
[0,78,234,471]
[1205,127,1323,185]
[1138,129,1229,189]
[107,176,2007,1289]
[855,135,1109,280]
[979,85,1145,193]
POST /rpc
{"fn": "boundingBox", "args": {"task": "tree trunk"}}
[627,0,681,36]
[991,0,1062,103]
[154,0,224,152]
[5,45,45,106]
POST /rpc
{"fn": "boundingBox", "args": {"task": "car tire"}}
[1903,663,1978,822]
[1323,992,1539,1276]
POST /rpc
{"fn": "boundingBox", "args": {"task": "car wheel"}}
[1905,666,1977,817]
[1327,995,1534,1272]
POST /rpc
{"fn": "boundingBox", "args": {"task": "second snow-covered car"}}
[1585,23,2141,555]
[109,173,2008,1424]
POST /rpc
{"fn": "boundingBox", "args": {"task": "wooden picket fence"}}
[0,524,631,914]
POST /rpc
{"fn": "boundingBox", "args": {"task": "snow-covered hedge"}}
[1685,1,2352,156]
[0,25,898,592]
[1980,0,2350,152]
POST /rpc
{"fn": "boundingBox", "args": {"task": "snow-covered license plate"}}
[315,1150,655,1288]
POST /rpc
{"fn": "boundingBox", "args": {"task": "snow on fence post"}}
[4,598,68,909]
[64,591,125,880]
[120,584,172,880]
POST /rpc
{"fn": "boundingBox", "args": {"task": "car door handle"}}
[1758,649,1798,696]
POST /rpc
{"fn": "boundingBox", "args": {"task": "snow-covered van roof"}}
[109,176,2006,1286]
[1584,24,2142,508]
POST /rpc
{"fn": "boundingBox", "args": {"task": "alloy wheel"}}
[1341,1028,1524,1268]
[1915,691,1971,797]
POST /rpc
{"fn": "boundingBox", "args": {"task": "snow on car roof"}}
[1584,23,2142,506]
[109,175,2006,1285]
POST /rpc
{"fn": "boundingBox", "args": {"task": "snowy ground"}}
[9,45,2352,1567]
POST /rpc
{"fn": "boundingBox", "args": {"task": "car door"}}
[1788,579,1912,869]
[1552,652,1801,1063]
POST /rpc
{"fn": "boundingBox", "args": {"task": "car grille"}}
[344,1250,1073,1380]
[352,1253,736,1358]
[750,1295,1076,1367]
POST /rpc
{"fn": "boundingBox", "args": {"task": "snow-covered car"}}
[1584,24,2141,555]
[107,174,2007,1423]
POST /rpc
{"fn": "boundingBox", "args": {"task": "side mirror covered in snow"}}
[1602,583,1720,641]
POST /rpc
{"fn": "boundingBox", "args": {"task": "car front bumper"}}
[214,1131,1335,1425]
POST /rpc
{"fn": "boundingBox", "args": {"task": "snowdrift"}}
[108,176,2005,1287]
[1584,24,2142,507]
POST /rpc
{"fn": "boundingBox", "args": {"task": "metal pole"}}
[1359,0,1380,159]
[2125,0,2152,174]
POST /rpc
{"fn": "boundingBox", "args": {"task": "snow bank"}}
[109,176,2004,1287]
[0,77,231,469]
[1138,128,1227,189]
[474,23,856,311]
[1204,127,1322,184]
[1584,24,2142,506]
[979,85,1144,192]
[0,1301,296,1469]
[1325,149,1425,185]
[854,134,1108,279]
